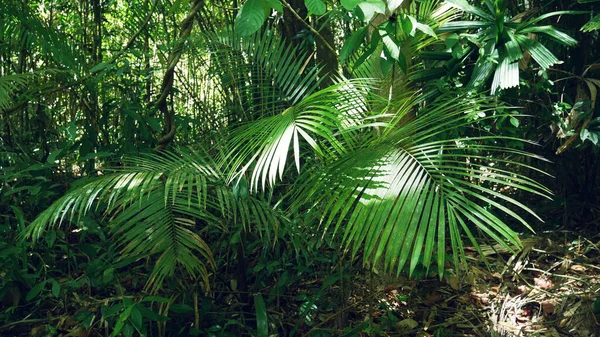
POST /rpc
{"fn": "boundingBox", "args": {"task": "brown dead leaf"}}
[30,325,48,337]
[470,293,489,306]
[542,301,554,315]
[570,265,587,272]
[516,285,529,295]
[489,286,500,296]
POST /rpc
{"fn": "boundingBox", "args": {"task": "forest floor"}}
[337,230,600,337]
[2,231,600,337]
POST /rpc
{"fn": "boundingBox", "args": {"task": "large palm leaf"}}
[23,150,283,291]
[293,94,550,277]
[224,79,381,191]
[204,29,322,122]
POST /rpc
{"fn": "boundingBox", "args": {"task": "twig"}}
[0,317,60,331]
[279,0,336,55]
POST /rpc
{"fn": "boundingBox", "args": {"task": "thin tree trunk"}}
[155,0,204,151]
[315,16,337,88]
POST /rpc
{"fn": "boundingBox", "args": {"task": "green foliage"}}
[24,150,285,291]
[438,0,582,93]
[235,0,283,36]
[582,13,600,32]
[3,0,600,335]
[291,94,550,277]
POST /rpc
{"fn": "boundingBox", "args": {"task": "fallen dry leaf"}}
[542,301,554,315]
[424,291,442,305]
[534,277,553,289]
[570,265,587,272]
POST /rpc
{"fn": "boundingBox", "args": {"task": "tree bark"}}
[315,17,337,88]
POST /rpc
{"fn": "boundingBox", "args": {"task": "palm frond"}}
[224,79,376,191]
[0,74,32,111]
[2,1,81,72]
[581,14,600,32]
[293,94,551,278]
[24,150,283,291]
[204,29,322,122]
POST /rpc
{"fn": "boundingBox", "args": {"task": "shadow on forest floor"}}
[340,230,600,337]
[1,231,599,337]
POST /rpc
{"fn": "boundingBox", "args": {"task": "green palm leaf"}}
[0,74,31,110]
[205,29,322,121]
[225,79,376,191]
[438,1,580,94]
[23,150,283,291]
[293,94,551,278]
[582,14,600,32]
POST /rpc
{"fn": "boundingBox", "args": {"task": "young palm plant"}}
[438,0,582,93]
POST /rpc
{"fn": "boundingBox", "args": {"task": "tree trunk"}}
[155,0,204,151]
[315,17,337,88]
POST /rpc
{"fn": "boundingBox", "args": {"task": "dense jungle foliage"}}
[1,0,600,336]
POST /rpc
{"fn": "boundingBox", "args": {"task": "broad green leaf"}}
[353,30,381,70]
[26,281,47,301]
[263,0,283,12]
[581,129,599,145]
[47,149,64,163]
[401,14,416,37]
[51,279,60,298]
[380,52,395,75]
[122,324,134,337]
[103,267,115,283]
[445,33,459,49]
[387,0,403,12]
[340,27,367,63]
[130,306,143,331]
[235,0,267,36]
[510,116,520,127]
[254,294,268,337]
[381,31,400,60]
[45,229,57,247]
[110,320,125,337]
[305,0,326,15]
[341,0,361,10]
[358,0,386,22]
[415,22,436,38]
